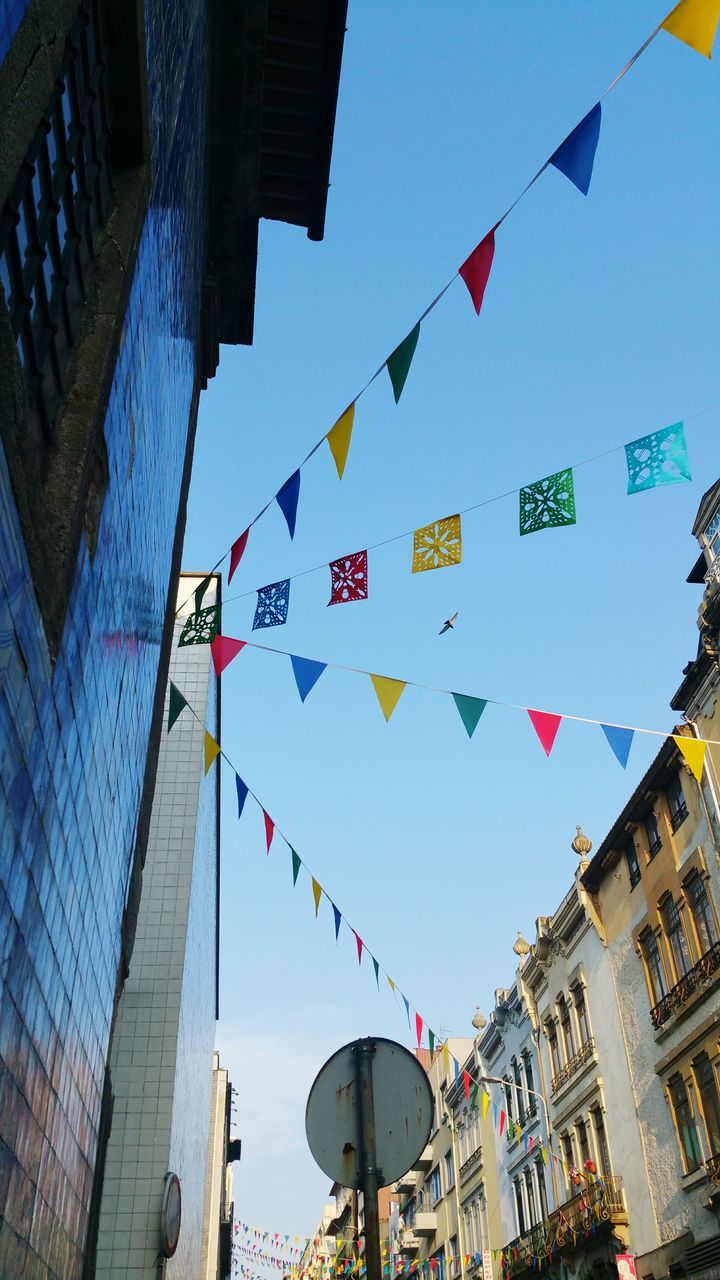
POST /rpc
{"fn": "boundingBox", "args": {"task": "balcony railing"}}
[650,941,720,1029]
[500,1178,626,1278]
[551,1037,596,1093]
[705,557,720,591]
[460,1147,483,1182]
[706,1153,720,1185]
[670,800,689,832]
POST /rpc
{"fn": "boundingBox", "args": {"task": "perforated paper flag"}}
[253,580,290,629]
[329,550,368,605]
[519,469,576,535]
[625,422,691,494]
[412,514,462,572]
[179,604,221,646]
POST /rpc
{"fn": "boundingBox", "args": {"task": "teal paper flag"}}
[168,682,188,732]
[332,903,342,939]
[520,469,576,536]
[452,693,487,738]
[291,849,301,886]
[372,957,380,987]
[601,724,634,769]
[290,655,327,702]
[625,422,691,494]
[386,322,420,403]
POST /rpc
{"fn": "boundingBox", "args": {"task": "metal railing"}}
[706,1153,720,1185]
[650,941,720,1029]
[705,558,720,590]
[460,1148,483,1181]
[500,1178,625,1277]
[550,1037,596,1094]
[670,801,689,832]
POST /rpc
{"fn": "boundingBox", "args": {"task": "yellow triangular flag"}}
[541,1145,548,1165]
[204,731,220,774]
[442,1041,449,1071]
[662,0,720,57]
[312,877,323,916]
[370,674,407,722]
[326,404,356,480]
[387,974,396,993]
[482,1089,490,1117]
[674,734,707,782]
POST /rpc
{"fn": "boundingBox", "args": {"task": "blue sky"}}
[182,0,720,1244]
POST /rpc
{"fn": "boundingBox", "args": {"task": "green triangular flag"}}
[471,1082,478,1109]
[386,322,420,403]
[291,849,301,886]
[372,957,380,987]
[428,1029,435,1055]
[194,574,212,613]
[168,682,188,732]
[452,693,487,739]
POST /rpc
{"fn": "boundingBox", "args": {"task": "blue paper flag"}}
[403,994,410,1026]
[601,724,634,769]
[625,422,691,494]
[454,1058,460,1086]
[290,655,327,703]
[549,103,602,195]
[276,470,301,539]
[253,580,290,630]
[236,774,249,818]
[332,903,342,940]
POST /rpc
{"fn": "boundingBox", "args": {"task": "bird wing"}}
[449,611,458,624]
[439,622,449,634]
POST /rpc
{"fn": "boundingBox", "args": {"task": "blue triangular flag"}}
[454,1058,459,1086]
[549,103,601,195]
[290,655,327,703]
[402,994,410,1026]
[236,774,249,818]
[276,469,301,539]
[332,903,342,940]
[601,723,634,769]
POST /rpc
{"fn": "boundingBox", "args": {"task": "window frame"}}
[639,926,668,1004]
[668,1073,703,1173]
[666,773,689,833]
[646,810,663,860]
[625,841,641,889]
[661,894,693,980]
[684,870,718,957]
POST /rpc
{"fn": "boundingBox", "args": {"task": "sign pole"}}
[354,1039,382,1280]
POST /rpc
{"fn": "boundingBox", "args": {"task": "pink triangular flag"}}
[463,1070,471,1102]
[353,930,364,965]
[263,810,275,854]
[415,1012,423,1048]
[458,226,497,315]
[527,708,562,756]
[228,528,250,583]
[211,634,246,677]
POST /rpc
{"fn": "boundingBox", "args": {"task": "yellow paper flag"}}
[442,1041,449,1072]
[541,1145,548,1165]
[482,1089,490,1117]
[370,674,407,722]
[387,975,396,993]
[204,731,221,774]
[312,877,323,916]
[326,404,356,480]
[662,0,720,57]
[673,734,707,782]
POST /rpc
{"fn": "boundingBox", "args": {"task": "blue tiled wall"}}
[0,1,207,1276]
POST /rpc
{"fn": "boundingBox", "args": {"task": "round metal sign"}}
[305,1037,432,1189]
[160,1172,182,1258]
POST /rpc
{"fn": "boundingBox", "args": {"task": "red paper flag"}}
[263,810,275,854]
[463,1070,471,1103]
[459,226,497,315]
[498,1109,506,1137]
[229,528,250,583]
[353,930,364,964]
[527,709,562,756]
[415,1012,423,1048]
[211,634,246,676]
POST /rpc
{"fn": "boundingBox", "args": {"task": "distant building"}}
[444,1034,503,1280]
[202,1052,241,1280]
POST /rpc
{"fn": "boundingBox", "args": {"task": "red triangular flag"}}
[458,226,497,315]
[229,528,250,583]
[415,1012,423,1048]
[211,634,246,677]
[353,930,364,964]
[463,1070,471,1103]
[498,1109,506,1136]
[263,810,275,854]
[527,708,562,757]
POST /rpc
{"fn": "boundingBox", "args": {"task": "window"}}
[535,1158,548,1221]
[464,1207,474,1255]
[646,811,662,859]
[405,1197,416,1228]
[695,1054,720,1157]
[524,1169,537,1227]
[430,1166,441,1205]
[513,1059,525,1123]
[573,986,591,1046]
[686,871,718,955]
[666,773,689,832]
[431,1249,445,1280]
[640,928,667,1004]
[591,1107,611,1177]
[504,1079,514,1119]
[661,896,692,979]
[561,1133,575,1181]
[514,1179,526,1235]
[523,1051,536,1115]
[669,1074,702,1173]
[626,842,641,889]
[548,1023,561,1076]
[559,997,576,1061]
[444,1149,454,1191]
[705,510,720,563]
[576,1119,591,1168]
[449,1236,459,1277]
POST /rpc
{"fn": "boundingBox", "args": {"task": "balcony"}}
[399,1230,421,1255]
[669,800,689,832]
[395,1170,419,1195]
[705,557,720,591]
[650,941,720,1029]
[500,1178,626,1278]
[550,1038,596,1094]
[414,1212,437,1236]
[415,1144,433,1169]
[460,1147,483,1183]
[706,1153,720,1186]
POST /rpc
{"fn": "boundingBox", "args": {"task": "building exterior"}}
[445,1036,503,1280]
[0,5,346,1277]
[202,1051,241,1280]
[582,734,720,1280]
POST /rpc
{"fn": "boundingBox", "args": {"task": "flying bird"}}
[439,612,458,635]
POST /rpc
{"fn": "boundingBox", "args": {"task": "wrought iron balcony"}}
[669,800,688,832]
[459,1147,483,1182]
[550,1037,596,1094]
[499,1178,626,1278]
[399,1229,421,1255]
[705,557,720,592]
[650,941,720,1029]
[706,1153,720,1185]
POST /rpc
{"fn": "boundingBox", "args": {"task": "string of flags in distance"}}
[176,0,720,622]
[171,635,715,777]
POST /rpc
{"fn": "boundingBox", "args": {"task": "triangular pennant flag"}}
[662,0,720,56]
[601,724,634,769]
[312,878,322,917]
[454,1058,460,1086]
[195,574,212,614]
[471,1083,479,1109]
[387,975,395,993]
[482,1090,490,1118]
[415,1012,424,1048]
[236,774,249,819]
[386,323,420,403]
[452,693,487,739]
[498,1109,506,1137]
[204,731,221,774]
[228,528,250,584]
[458,226,496,315]
[276,470,301,539]
[353,930,364,964]
[290,655,327,703]
[168,682,188,731]
[333,903,342,939]
[372,956,380,987]
[370,674,407,722]
[403,994,411,1026]
[211,634,246,677]
[292,849,302,885]
[263,810,275,854]
[428,1029,435,1055]
[326,405,356,480]
[527,709,562,757]
[442,1041,449,1071]
[549,103,602,195]
[492,1102,498,1125]
[463,1070,471,1103]
[674,734,707,782]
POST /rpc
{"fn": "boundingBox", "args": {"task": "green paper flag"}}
[471,1082,479,1109]
[372,957,380,987]
[194,574,212,614]
[386,322,420,403]
[429,1029,435,1055]
[168,682,188,732]
[452,693,487,739]
[291,849,301,886]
